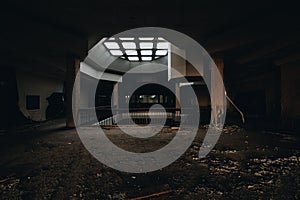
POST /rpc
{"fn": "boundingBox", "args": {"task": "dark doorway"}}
[0,68,25,127]
[235,90,266,116]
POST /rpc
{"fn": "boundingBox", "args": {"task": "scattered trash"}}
[1,122,300,199]
[222,125,244,134]
[110,192,126,200]
[222,150,238,154]
[247,185,255,189]
[0,177,12,184]
[129,190,172,200]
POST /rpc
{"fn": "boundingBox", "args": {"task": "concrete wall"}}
[281,63,300,130]
[193,85,210,107]
[16,69,64,121]
[226,67,281,118]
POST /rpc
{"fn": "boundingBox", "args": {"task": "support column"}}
[175,82,180,109]
[175,82,181,121]
[210,55,225,128]
[213,55,224,78]
[280,63,300,131]
[113,82,119,109]
[66,58,80,128]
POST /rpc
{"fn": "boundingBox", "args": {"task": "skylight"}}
[142,57,152,61]
[157,42,169,49]
[140,42,153,49]
[110,50,123,56]
[125,50,138,56]
[103,37,169,62]
[140,50,152,56]
[128,57,139,61]
[120,37,134,40]
[122,42,136,49]
[156,50,168,56]
[104,42,119,49]
[139,37,154,40]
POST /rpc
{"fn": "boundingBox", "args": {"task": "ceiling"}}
[0,0,299,80]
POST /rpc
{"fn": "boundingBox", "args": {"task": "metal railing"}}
[77,106,210,127]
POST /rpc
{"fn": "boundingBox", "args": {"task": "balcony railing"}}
[77,106,210,127]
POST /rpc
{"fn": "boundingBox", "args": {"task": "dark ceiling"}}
[0,0,299,79]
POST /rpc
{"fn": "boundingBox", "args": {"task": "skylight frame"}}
[103,37,169,62]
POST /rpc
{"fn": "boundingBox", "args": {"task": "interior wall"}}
[16,69,64,121]
[0,68,23,127]
[192,85,210,107]
[281,62,300,130]
[226,66,281,118]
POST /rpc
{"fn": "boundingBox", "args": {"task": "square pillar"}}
[66,58,80,128]
[210,55,225,128]
[113,82,119,109]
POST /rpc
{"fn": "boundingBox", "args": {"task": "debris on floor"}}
[129,190,172,200]
[222,125,244,134]
[0,126,300,199]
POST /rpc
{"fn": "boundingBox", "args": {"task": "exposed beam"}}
[236,33,300,64]
[203,12,299,54]
[274,52,300,66]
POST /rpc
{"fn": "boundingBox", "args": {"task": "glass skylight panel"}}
[104,42,120,49]
[125,50,138,56]
[104,37,169,62]
[110,50,123,56]
[156,50,168,56]
[140,50,153,55]
[120,37,135,40]
[140,42,153,49]
[157,42,169,49]
[141,57,152,61]
[138,37,154,40]
[128,57,139,61]
[122,42,136,49]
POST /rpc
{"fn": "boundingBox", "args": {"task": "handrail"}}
[226,94,245,124]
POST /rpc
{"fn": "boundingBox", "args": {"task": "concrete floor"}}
[0,120,300,199]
